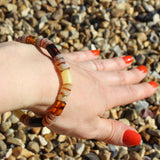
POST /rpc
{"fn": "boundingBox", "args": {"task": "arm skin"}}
[0,41,157,146]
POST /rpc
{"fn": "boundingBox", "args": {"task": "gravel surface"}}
[0,0,160,160]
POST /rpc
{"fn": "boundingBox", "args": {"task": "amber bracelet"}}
[13,35,72,127]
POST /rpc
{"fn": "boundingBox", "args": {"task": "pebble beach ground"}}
[0,0,160,159]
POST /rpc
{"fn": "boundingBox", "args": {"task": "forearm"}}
[0,41,59,113]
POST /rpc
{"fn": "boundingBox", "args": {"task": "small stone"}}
[5,128,14,137]
[6,4,17,12]
[44,141,54,152]
[156,114,160,128]
[99,150,111,160]
[153,13,160,24]
[52,9,63,20]
[73,12,86,24]
[112,45,123,56]
[57,135,66,143]
[76,143,85,155]
[43,153,57,159]
[59,30,69,39]
[0,121,12,133]
[52,156,62,160]
[117,147,128,159]
[108,144,118,158]
[147,129,160,137]
[150,32,159,44]
[140,109,154,118]
[122,108,138,121]
[141,130,151,142]
[2,112,11,122]
[31,127,41,135]
[119,118,130,126]
[0,140,7,158]
[0,132,5,140]
[143,3,154,12]
[145,117,157,129]
[21,8,30,17]
[41,127,51,135]
[10,114,19,124]
[28,134,36,141]
[27,141,40,153]
[83,152,100,160]
[111,8,125,18]
[0,25,14,35]
[135,101,149,114]
[48,0,57,7]
[13,147,34,158]
[7,137,24,146]
[129,151,143,160]
[15,129,26,143]
[42,4,56,13]
[38,135,48,146]
[136,54,146,65]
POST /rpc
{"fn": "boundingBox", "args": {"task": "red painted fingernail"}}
[122,55,133,64]
[137,65,147,73]
[91,50,100,56]
[123,130,141,146]
[148,81,158,88]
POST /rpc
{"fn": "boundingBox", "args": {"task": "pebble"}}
[13,147,34,158]
[136,54,146,65]
[150,32,159,44]
[0,140,7,158]
[41,127,51,135]
[38,135,48,146]
[0,121,12,133]
[27,141,40,153]
[147,129,160,137]
[57,135,66,143]
[135,101,149,114]
[129,151,143,160]
[83,152,100,160]
[7,137,24,146]
[75,143,85,155]
[99,150,111,160]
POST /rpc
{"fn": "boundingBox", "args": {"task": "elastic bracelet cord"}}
[13,35,72,127]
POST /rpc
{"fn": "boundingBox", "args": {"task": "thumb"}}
[96,118,141,146]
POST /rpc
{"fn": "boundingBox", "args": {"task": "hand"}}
[0,41,157,146]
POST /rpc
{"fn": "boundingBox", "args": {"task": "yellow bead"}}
[13,110,25,119]
[61,69,72,84]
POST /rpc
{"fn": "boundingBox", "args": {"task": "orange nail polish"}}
[148,81,158,88]
[123,130,141,146]
[137,65,147,73]
[91,50,100,56]
[122,55,133,64]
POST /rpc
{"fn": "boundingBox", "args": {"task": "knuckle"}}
[115,57,125,69]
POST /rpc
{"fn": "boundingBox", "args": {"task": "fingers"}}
[105,82,158,108]
[63,50,100,61]
[81,55,133,71]
[94,65,147,86]
[95,118,141,146]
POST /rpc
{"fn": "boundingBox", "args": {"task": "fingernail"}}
[148,81,158,88]
[123,130,141,146]
[137,65,147,73]
[91,50,100,56]
[122,55,133,64]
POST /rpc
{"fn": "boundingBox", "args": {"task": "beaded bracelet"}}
[13,35,72,127]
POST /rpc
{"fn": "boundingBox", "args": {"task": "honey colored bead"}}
[26,36,38,45]
[13,110,25,119]
[61,69,72,84]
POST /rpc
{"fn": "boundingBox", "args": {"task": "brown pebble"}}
[27,141,40,153]
[13,146,34,158]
